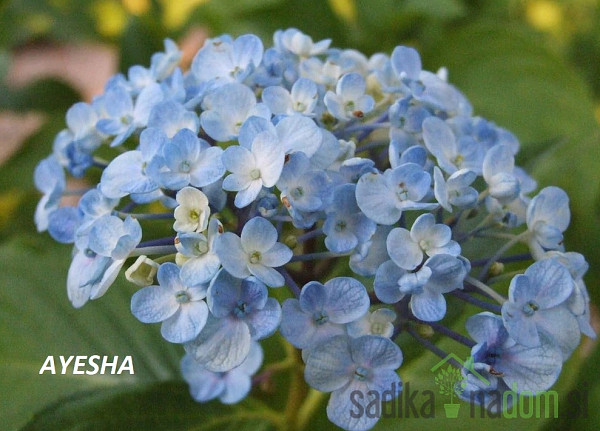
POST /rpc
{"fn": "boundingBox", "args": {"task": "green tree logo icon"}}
[434,364,465,418]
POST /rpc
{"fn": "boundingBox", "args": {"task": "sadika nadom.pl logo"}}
[431,353,467,418]
[349,352,589,420]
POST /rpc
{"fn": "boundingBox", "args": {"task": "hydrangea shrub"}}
[34,28,595,430]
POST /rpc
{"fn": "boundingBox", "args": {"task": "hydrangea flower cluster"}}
[34,28,595,430]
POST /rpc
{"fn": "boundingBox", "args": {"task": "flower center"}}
[291,186,304,199]
[354,366,370,381]
[189,209,199,220]
[179,160,191,173]
[250,169,261,180]
[522,301,539,316]
[84,248,96,258]
[234,300,248,318]
[453,154,464,167]
[396,182,408,201]
[249,251,262,264]
[175,290,190,303]
[195,240,209,255]
[371,322,385,335]
[335,220,347,232]
[313,312,329,325]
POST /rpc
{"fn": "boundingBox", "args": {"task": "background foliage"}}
[1,0,599,429]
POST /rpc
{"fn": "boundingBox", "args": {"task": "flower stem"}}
[297,389,326,431]
[406,326,462,367]
[296,228,323,244]
[278,267,301,297]
[130,245,177,257]
[450,289,502,313]
[114,211,174,220]
[290,251,349,262]
[487,269,525,285]
[469,252,532,267]
[411,318,475,348]
[465,276,506,304]
[477,231,529,280]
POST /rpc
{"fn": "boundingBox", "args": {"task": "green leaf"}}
[402,0,466,20]
[0,79,81,113]
[21,382,276,431]
[0,236,181,430]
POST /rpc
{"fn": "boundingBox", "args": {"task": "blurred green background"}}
[1,0,599,430]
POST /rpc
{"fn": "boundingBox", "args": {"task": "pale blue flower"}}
[545,251,597,339]
[191,34,263,84]
[213,217,292,287]
[34,155,66,232]
[323,184,376,254]
[87,215,142,260]
[95,82,164,147]
[433,166,478,212]
[200,83,270,142]
[221,132,284,208]
[466,312,563,393]
[374,254,467,321]
[99,127,166,199]
[151,38,182,81]
[386,213,460,270]
[185,271,281,372]
[67,216,141,307]
[150,128,225,190]
[324,73,374,121]
[276,152,332,212]
[304,335,402,431]
[262,77,319,116]
[482,144,520,204]
[181,341,263,404]
[280,277,370,350]
[131,262,209,343]
[347,308,396,339]
[274,28,331,57]
[349,225,392,277]
[146,100,199,138]
[47,206,81,243]
[526,186,570,258]
[355,163,438,225]
[176,217,223,286]
[422,116,484,175]
[501,258,579,359]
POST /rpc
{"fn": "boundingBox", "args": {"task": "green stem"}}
[487,269,525,285]
[154,254,176,264]
[297,389,326,431]
[283,345,305,431]
[129,245,177,257]
[465,276,506,304]
[477,231,529,280]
